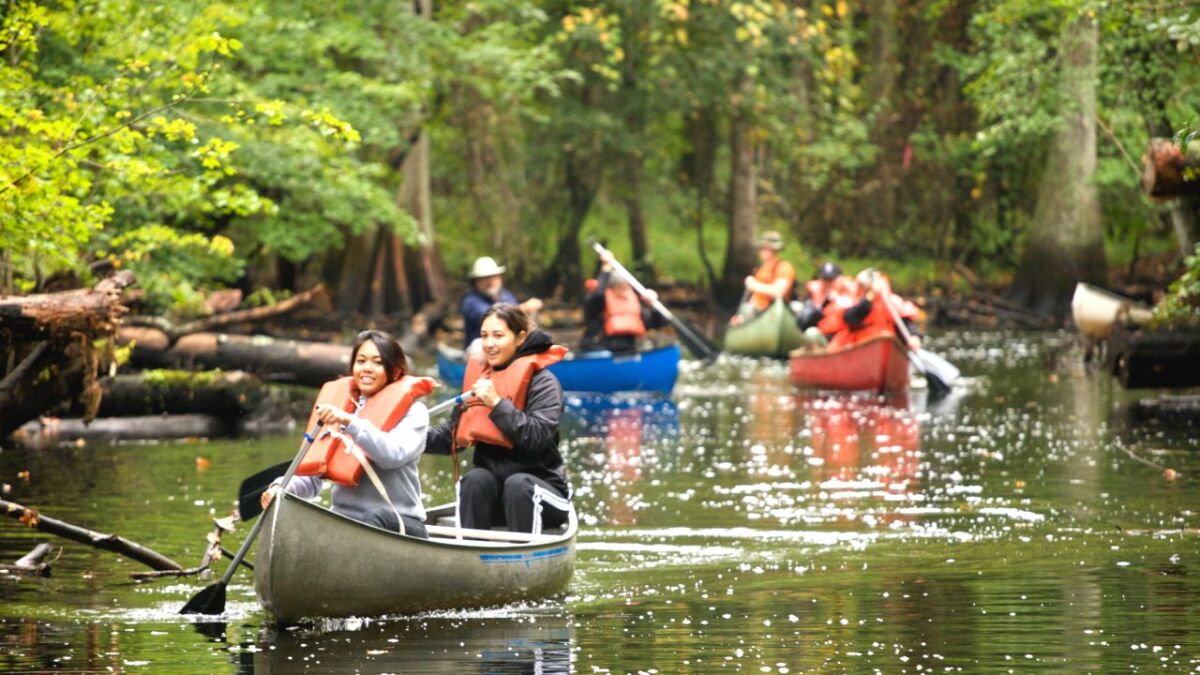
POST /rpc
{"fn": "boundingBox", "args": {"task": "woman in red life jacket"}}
[827,269,922,352]
[426,304,573,533]
[729,231,797,326]
[261,330,434,537]
[580,253,666,353]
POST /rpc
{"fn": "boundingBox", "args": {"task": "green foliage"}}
[1151,244,1200,329]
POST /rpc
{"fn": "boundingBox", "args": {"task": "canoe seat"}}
[432,515,566,535]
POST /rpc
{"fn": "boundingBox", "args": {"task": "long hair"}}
[480,303,533,336]
[349,330,407,383]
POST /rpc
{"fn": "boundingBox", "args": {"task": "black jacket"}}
[427,330,569,496]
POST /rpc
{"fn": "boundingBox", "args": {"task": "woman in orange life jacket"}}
[261,330,433,538]
[579,252,666,354]
[426,304,572,533]
[826,269,922,352]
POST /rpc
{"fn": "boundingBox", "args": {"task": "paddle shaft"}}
[428,391,474,417]
[880,293,951,393]
[589,240,718,358]
[220,422,322,586]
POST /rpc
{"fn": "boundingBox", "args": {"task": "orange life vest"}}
[297,375,435,486]
[750,258,796,311]
[603,287,646,337]
[828,292,900,351]
[455,345,568,449]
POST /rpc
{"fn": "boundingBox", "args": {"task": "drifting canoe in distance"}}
[1071,282,1153,340]
[437,343,681,395]
[789,335,912,395]
[254,493,577,624]
[724,299,807,358]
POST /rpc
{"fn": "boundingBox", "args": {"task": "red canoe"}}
[789,335,911,394]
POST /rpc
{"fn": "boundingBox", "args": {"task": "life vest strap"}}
[328,427,406,536]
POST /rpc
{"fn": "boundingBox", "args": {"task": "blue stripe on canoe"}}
[479,546,569,565]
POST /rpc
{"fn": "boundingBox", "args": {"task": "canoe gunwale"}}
[273,493,578,551]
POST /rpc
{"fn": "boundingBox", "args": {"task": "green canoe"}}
[724,298,806,358]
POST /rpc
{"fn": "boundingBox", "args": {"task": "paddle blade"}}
[915,349,958,395]
[236,460,289,521]
[179,581,227,616]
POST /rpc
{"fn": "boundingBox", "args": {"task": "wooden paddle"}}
[588,239,721,360]
[235,392,474,521]
[180,421,323,616]
[882,295,959,395]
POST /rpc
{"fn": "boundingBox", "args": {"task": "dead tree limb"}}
[0,497,182,571]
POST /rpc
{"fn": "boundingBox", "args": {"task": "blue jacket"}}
[461,288,519,348]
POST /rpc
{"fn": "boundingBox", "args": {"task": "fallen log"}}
[0,272,136,438]
[0,270,135,339]
[0,498,183,571]
[118,329,349,387]
[92,370,263,418]
[130,515,244,580]
[9,542,56,577]
[1109,324,1200,389]
[15,414,229,446]
[174,284,326,336]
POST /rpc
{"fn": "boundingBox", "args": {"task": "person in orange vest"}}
[796,262,856,331]
[262,330,434,537]
[730,230,797,326]
[426,304,572,533]
[580,253,665,353]
[827,269,922,352]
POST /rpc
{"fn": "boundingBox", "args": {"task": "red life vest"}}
[297,375,435,486]
[603,287,646,337]
[455,345,568,449]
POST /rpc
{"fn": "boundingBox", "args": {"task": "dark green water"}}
[1,331,1197,673]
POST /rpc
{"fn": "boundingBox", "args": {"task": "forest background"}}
[5,0,1200,326]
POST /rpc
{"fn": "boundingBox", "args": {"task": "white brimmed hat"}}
[468,256,507,279]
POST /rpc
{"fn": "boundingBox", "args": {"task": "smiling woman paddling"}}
[261,330,435,538]
[427,304,573,533]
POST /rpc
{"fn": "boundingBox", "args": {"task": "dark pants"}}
[795,301,824,331]
[359,509,429,538]
[459,468,569,533]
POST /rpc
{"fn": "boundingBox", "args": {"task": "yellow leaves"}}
[836,0,849,19]
[563,15,577,34]
[194,137,239,174]
[676,28,689,45]
[208,235,235,258]
[18,508,39,528]
[254,100,287,126]
[664,2,689,22]
[821,4,834,17]
[17,470,30,482]
[149,115,197,142]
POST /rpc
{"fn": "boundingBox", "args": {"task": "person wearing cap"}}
[796,261,855,332]
[730,230,796,326]
[461,257,544,350]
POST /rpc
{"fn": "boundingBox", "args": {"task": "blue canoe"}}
[436,344,681,395]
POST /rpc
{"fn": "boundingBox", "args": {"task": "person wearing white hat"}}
[460,256,543,349]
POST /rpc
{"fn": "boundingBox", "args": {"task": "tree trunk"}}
[1011,16,1104,319]
[541,150,600,299]
[398,130,450,306]
[720,81,759,306]
[624,151,652,278]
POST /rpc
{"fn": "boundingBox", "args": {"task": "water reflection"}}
[252,612,573,674]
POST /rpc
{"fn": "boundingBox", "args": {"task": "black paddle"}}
[882,295,958,395]
[588,239,721,360]
[180,421,323,615]
[235,393,475,522]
